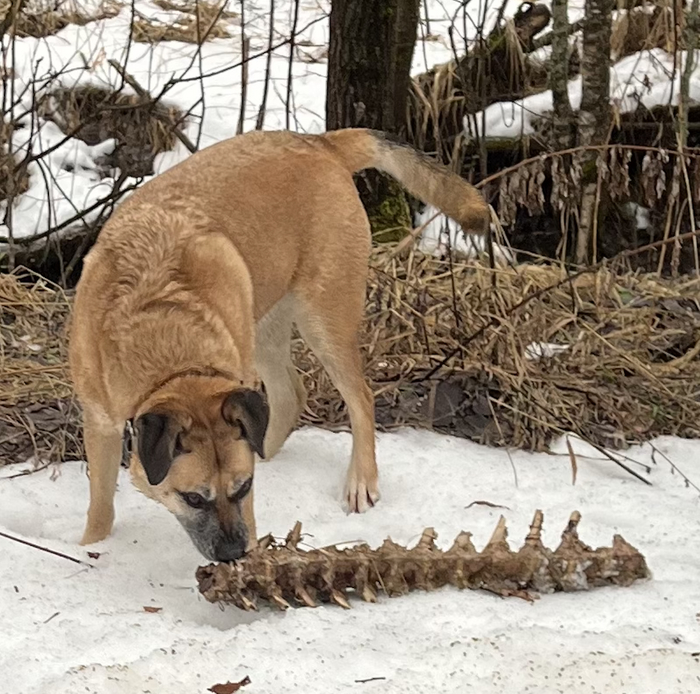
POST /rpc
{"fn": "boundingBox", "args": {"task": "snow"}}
[1,427,699,693]
[415,204,515,264]
[524,341,570,361]
[468,47,693,139]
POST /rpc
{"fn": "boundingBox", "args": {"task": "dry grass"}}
[0,269,78,466]
[4,1,121,39]
[296,246,700,451]
[133,0,237,45]
[407,23,542,165]
[0,120,29,204]
[407,4,678,162]
[611,4,678,61]
[2,247,700,466]
[37,86,184,177]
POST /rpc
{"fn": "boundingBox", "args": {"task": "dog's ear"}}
[221,388,269,458]
[135,412,183,485]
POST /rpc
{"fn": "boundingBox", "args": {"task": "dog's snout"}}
[214,535,247,562]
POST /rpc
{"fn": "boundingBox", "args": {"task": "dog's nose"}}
[214,537,247,562]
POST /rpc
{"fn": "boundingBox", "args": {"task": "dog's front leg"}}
[80,406,124,545]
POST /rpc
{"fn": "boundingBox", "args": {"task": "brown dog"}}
[69,128,489,561]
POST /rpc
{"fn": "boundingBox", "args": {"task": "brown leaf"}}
[525,161,546,216]
[498,175,517,227]
[208,677,251,694]
[87,552,101,560]
[142,606,162,613]
[609,147,631,201]
[565,436,578,486]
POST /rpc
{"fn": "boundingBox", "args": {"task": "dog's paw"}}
[343,473,380,514]
[80,517,114,546]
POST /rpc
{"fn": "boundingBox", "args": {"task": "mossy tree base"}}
[356,170,412,243]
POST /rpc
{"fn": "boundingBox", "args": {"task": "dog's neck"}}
[149,365,241,398]
[133,365,243,417]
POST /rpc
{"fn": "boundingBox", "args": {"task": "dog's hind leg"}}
[293,278,379,514]
[255,297,307,460]
[80,405,124,545]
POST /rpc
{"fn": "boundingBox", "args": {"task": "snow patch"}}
[1,427,699,692]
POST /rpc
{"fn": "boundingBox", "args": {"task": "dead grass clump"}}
[38,86,184,177]
[0,270,80,466]
[5,0,120,39]
[408,60,467,165]
[611,4,677,61]
[133,0,237,45]
[2,247,700,466]
[0,120,29,204]
[296,247,700,451]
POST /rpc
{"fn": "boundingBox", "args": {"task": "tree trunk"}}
[549,0,574,151]
[326,0,420,241]
[575,0,613,265]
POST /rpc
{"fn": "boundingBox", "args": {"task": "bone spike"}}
[449,531,475,553]
[525,510,544,544]
[295,586,317,608]
[257,533,275,549]
[285,521,303,549]
[239,594,257,611]
[361,585,377,603]
[330,589,352,609]
[486,515,509,548]
[416,527,438,550]
[269,590,291,610]
[564,511,582,537]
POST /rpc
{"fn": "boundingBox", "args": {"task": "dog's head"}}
[129,379,269,562]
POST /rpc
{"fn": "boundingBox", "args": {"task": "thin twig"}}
[285,0,301,130]
[237,34,250,135]
[584,441,653,486]
[256,0,275,130]
[649,442,700,494]
[0,530,94,567]
[236,0,248,135]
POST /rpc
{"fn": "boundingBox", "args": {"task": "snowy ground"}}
[2,5,700,690]
[1,427,699,693]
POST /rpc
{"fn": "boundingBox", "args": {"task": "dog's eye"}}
[230,477,253,503]
[180,492,207,509]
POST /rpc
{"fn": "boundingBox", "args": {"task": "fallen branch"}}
[196,512,650,610]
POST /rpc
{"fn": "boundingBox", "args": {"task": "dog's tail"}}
[322,128,489,235]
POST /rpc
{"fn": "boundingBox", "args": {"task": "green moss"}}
[581,158,598,182]
[367,181,412,243]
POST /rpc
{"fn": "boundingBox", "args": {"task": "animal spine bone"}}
[196,511,650,610]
